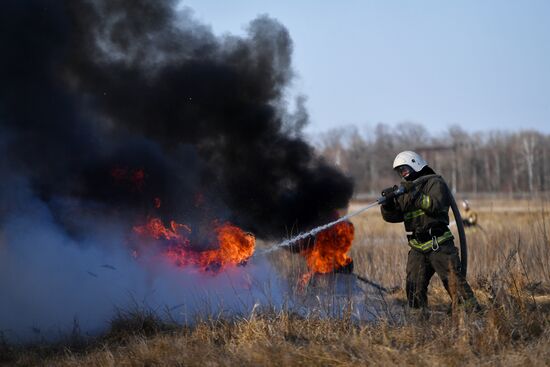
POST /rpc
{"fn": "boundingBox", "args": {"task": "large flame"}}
[302,221,354,274]
[133,218,255,272]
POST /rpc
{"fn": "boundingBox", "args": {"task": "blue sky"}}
[180,1,550,134]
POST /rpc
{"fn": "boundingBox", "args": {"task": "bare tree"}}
[521,133,536,193]
[314,123,549,195]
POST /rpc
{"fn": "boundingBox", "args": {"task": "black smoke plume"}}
[1,0,353,238]
[0,0,355,341]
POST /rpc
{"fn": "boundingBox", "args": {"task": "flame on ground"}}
[133,218,255,272]
[302,221,354,273]
[299,221,354,288]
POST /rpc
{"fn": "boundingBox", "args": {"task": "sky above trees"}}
[181,0,550,134]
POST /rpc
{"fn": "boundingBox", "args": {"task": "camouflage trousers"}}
[406,241,478,309]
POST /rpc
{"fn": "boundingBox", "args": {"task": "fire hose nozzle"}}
[377,185,406,205]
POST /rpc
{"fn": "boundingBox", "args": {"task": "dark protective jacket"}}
[381,174,451,245]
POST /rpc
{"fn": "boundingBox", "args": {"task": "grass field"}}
[2,197,550,366]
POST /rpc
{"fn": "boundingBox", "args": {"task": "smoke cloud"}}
[0,0,353,340]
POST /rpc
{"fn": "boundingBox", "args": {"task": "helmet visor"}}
[395,165,412,179]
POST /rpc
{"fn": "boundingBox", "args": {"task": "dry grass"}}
[2,197,550,366]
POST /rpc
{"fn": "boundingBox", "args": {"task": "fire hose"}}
[266,174,468,291]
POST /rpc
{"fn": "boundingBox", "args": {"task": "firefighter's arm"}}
[414,179,450,215]
[380,203,404,222]
[380,188,404,223]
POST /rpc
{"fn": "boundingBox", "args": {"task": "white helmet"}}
[392,151,428,172]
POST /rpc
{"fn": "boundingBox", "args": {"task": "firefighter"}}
[380,151,479,312]
[461,200,478,227]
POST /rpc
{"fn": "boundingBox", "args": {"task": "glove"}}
[381,185,398,198]
[380,185,398,206]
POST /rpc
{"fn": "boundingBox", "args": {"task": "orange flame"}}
[133,218,255,272]
[133,218,191,241]
[302,221,354,274]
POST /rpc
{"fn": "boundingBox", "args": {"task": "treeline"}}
[314,123,550,194]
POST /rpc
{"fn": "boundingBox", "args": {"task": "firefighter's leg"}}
[430,241,478,308]
[406,249,434,308]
